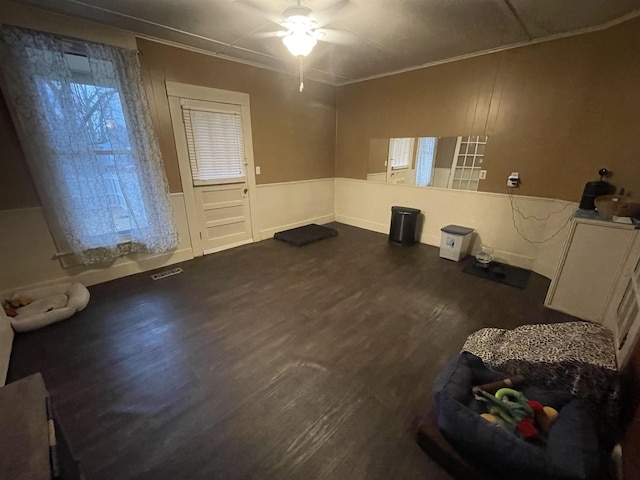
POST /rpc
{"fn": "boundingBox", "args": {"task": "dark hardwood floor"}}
[7,223,576,480]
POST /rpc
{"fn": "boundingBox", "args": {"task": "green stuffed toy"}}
[476,387,556,439]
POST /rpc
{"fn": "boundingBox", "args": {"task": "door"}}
[194,183,252,254]
[167,83,256,256]
[386,137,415,184]
[447,136,486,191]
[602,231,640,368]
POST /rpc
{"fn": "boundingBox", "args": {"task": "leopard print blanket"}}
[462,321,619,441]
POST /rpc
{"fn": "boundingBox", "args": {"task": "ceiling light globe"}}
[282,32,317,57]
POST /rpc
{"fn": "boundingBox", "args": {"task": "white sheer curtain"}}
[0,26,177,264]
[415,137,437,187]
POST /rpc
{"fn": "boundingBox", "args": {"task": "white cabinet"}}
[545,213,638,324]
[602,233,640,367]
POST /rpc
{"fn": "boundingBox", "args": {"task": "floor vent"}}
[151,267,183,281]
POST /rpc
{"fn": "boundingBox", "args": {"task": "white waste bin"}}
[439,225,474,261]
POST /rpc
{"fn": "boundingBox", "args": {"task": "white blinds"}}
[182,106,246,185]
[389,137,413,169]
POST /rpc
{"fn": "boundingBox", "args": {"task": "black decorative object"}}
[579,168,615,210]
[274,224,338,246]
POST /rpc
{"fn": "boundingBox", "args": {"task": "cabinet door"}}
[603,233,640,368]
[545,220,635,323]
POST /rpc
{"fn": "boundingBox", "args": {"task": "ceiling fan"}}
[234,0,357,91]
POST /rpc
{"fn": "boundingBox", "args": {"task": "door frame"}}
[166,82,258,256]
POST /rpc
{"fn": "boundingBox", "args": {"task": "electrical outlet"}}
[507,172,520,188]
[255,166,261,175]
[479,170,487,180]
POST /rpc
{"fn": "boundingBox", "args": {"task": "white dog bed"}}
[8,283,90,332]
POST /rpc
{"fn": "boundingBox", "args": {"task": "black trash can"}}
[389,206,421,245]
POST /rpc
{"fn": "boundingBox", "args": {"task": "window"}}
[37,53,144,236]
[0,26,177,264]
[181,104,246,185]
[415,137,437,187]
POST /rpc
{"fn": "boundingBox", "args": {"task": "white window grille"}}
[449,136,488,191]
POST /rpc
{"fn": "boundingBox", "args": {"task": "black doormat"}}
[274,224,338,246]
[462,260,531,289]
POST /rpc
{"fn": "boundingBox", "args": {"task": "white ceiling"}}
[11,0,640,85]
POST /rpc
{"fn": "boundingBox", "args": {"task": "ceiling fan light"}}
[282,31,317,57]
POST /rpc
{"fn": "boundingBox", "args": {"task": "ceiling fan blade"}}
[252,30,287,39]
[315,28,358,46]
[229,0,283,25]
[312,0,357,28]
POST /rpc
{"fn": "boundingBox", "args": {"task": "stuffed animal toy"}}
[476,387,558,439]
[2,296,32,318]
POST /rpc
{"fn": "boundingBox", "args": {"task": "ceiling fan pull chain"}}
[299,56,304,92]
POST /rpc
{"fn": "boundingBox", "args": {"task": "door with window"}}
[386,137,415,184]
[167,84,256,256]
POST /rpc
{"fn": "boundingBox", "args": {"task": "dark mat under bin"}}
[462,261,531,289]
[274,224,338,246]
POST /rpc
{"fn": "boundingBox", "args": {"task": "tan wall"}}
[2,4,638,207]
[336,18,640,202]
[0,92,39,209]
[368,138,389,174]
[137,38,336,191]
[0,30,337,209]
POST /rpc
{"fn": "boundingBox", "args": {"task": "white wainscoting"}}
[366,172,386,182]
[334,178,576,279]
[0,179,336,294]
[1,177,574,293]
[0,193,194,295]
[253,178,335,240]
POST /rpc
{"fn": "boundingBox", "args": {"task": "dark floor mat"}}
[274,224,338,246]
[462,261,531,289]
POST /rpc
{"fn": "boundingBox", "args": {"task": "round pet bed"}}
[433,352,603,480]
[8,283,90,332]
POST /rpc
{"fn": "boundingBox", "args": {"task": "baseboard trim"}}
[259,214,336,240]
[335,213,538,273]
[531,259,558,280]
[493,250,535,271]
[203,239,253,255]
[334,214,388,235]
[1,247,194,297]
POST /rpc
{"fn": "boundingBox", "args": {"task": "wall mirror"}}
[367,136,488,191]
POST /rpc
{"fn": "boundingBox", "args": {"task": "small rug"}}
[274,224,338,246]
[462,261,531,289]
